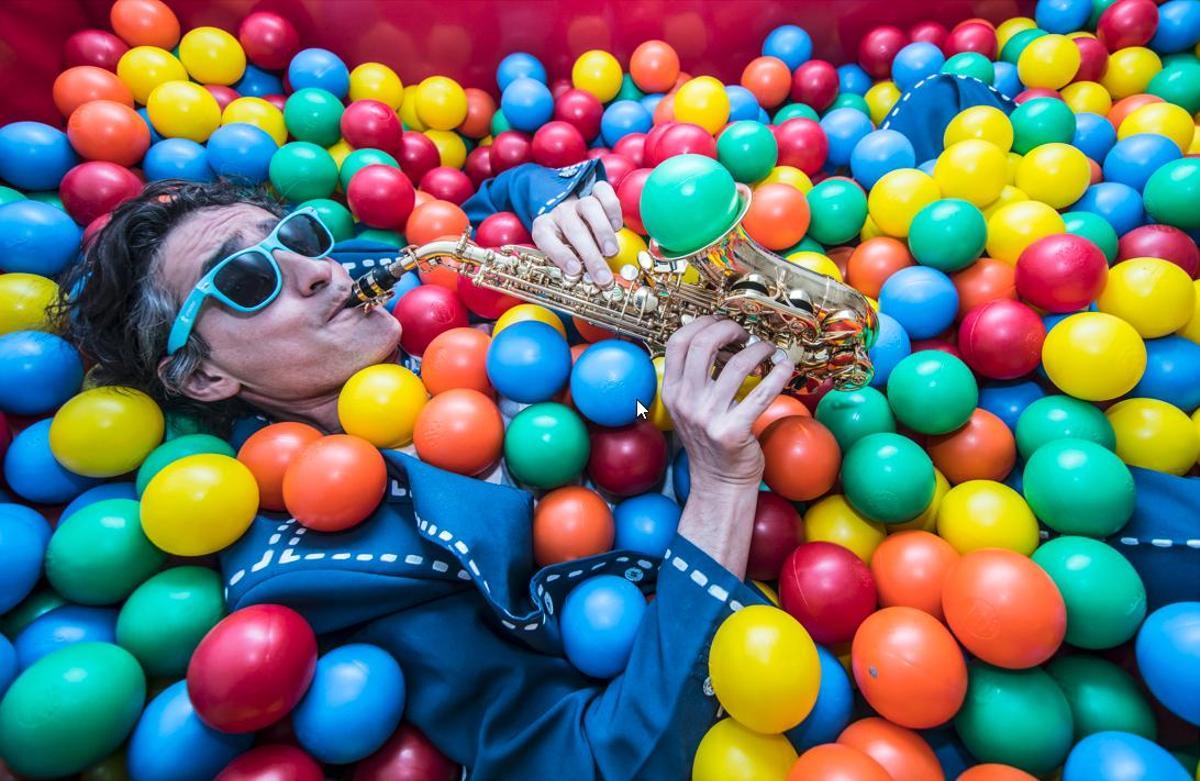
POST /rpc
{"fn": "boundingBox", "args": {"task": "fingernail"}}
[604,241,618,255]
[599,270,613,285]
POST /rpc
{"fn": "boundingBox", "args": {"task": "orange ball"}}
[847,237,914,299]
[533,486,614,566]
[942,548,1067,669]
[743,183,811,251]
[851,606,968,729]
[420,327,492,396]
[406,199,469,245]
[282,434,388,532]
[412,190,435,210]
[412,388,504,476]
[110,0,181,49]
[629,40,680,94]
[459,88,496,139]
[572,316,615,343]
[67,100,150,167]
[752,394,811,438]
[957,765,1039,781]
[870,531,960,621]
[741,56,793,109]
[951,257,1016,318]
[53,66,134,117]
[837,718,945,781]
[653,89,677,124]
[787,744,892,781]
[237,422,323,512]
[1107,93,1163,130]
[925,408,1016,484]
[417,264,461,290]
[760,416,841,501]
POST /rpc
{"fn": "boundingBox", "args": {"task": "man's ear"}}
[157,356,242,403]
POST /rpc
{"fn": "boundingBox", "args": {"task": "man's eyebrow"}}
[198,219,278,275]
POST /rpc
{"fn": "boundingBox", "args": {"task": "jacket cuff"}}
[531,158,608,220]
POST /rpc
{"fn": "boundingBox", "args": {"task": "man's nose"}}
[278,250,335,296]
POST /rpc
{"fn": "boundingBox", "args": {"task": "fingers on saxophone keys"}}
[733,356,794,424]
[712,340,777,405]
[683,319,749,388]
[557,207,607,285]
[575,199,617,287]
[663,315,720,390]
[532,220,581,276]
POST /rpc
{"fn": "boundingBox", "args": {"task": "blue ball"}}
[672,448,690,502]
[388,271,422,311]
[613,493,681,558]
[233,64,283,97]
[725,85,762,123]
[757,107,772,124]
[1136,602,1200,726]
[600,100,653,146]
[501,77,554,133]
[569,340,658,427]
[497,52,548,92]
[1064,731,1192,781]
[0,121,78,191]
[0,331,84,416]
[838,64,873,96]
[0,504,49,614]
[61,482,138,522]
[3,419,99,505]
[14,605,117,670]
[1132,336,1200,412]
[763,25,813,70]
[206,123,278,184]
[892,42,946,92]
[1003,459,1024,493]
[293,643,406,764]
[287,48,350,99]
[561,575,647,679]
[787,645,853,750]
[850,129,916,189]
[135,108,164,146]
[992,61,1022,100]
[878,266,959,339]
[868,312,912,388]
[486,321,571,403]
[0,635,15,699]
[820,107,875,168]
[229,415,269,451]
[979,379,1045,430]
[1073,182,1145,237]
[0,200,83,276]
[1073,112,1118,162]
[1151,0,1200,53]
[917,158,938,176]
[1104,134,1182,192]
[641,93,665,116]
[1036,0,1093,33]
[144,138,213,182]
[127,680,253,781]
[923,725,977,779]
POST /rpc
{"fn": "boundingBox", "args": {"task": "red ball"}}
[216,745,323,781]
[597,153,635,189]
[354,723,460,781]
[550,78,573,101]
[747,491,804,581]
[59,160,142,225]
[790,60,839,112]
[67,99,150,167]
[553,88,604,142]
[1015,233,1109,312]
[642,121,676,166]
[205,84,239,111]
[858,26,909,79]
[63,29,129,71]
[1098,0,1159,52]
[476,211,532,247]
[397,130,441,184]
[457,274,520,320]
[419,166,475,205]
[773,118,828,176]
[612,133,646,167]
[1117,224,1200,278]
[909,21,948,49]
[489,130,533,174]
[347,165,416,230]
[393,284,470,356]
[586,147,608,160]
[944,20,998,59]
[188,605,317,734]
[238,11,301,70]
[649,122,717,165]
[1015,87,1063,104]
[532,120,588,168]
[341,100,403,154]
[779,541,878,645]
[1074,36,1110,82]
[617,167,652,234]
[911,337,961,359]
[463,145,494,187]
[586,419,668,497]
[958,299,1046,380]
[263,94,286,112]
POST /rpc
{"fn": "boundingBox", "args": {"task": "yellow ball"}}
[709,605,820,734]
[1192,408,1200,461]
[867,168,941,237]
[756,165,812,193]
[934,140,1008,207]
[606,227,648,276]
[804,494,887,563]
[572,50,623,103]
[865,81,901,126]
[147,81,222,142]
[944,105,1014,153]
[222,97,287,146]
[140,454,259,556]
[753,581,781,606]
[338,364,429,448]
[1042,312,1147,401]
[981,185,1029,221]
[889,468,949,533]
[1017,34,1081,90]
[648,355,673,431]
[1005,152,1022,184]
[785,251,843,282]
[1101,47,1163,100]
[328,138,354,169]
[117,46,187,104]
[997,17,1038,51]
[1098,257,1196,338]
[692,718,798,781]
[494,303,567,337]
[350,62,404,109]
[674,76,730,135]
[985,200,1065,264]
[399,85,427,132]
[936,480,1039,555]
[1015,142,1090,209]
[177,26,245,86]
[1061,81,1113,116]
[0,272,58,335]
[1118,102,1196,154]
[1189,125,1200,156]
[1177,280,1200,344]
[1106,398,1200,476]
[860,214,886,241]
[415,76,468,131]
[423,128,467,169]
[49,387,164,478]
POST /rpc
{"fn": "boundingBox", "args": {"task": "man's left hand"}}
[530,180,624,288]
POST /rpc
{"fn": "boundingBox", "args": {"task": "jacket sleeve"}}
[460,159,609,231]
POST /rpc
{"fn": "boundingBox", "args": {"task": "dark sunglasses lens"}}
[278,213,332,257]
[213,251,278,308]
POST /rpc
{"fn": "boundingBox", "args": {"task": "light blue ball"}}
[614,493,681,558]
[763,25,812,70]
[0,200,83,276]
[1104,133,1182,192]
[143,139,213,182]
[892,42,946,92]
[486,321,571,403]
[569,340,657,427]
[1135,602,1200,726]
[0,121,78,191]
[561,575,647,679]
[0,331,84,416]
[127,680,253,781]
[0,504,49,614]
[14,605,117,670]
[838,64,872,96]
[1064,731,1192,781]
[725,85,762,122]
[850,129,916,189]
[206,123,278,184]
[641,93,665,116]
[501,77,554,133]
[233,63,283,97]
[3,419,99,505]
[672,448,690,502]
[137,108,164,145]
[1073,112,1118,163]
[287,48,350,99]
[868,312,912,388]
[497,52,548,92]
[979,379,1046,430]
[1036,0,1093,33]
[878,266,959,340]
[992,61,1022,100]
[1073,182,1145,237]
[787,645,853,749]
[61,482,139,522]
[820,107,875,168]
[600,100,652,147]
[1150,0,1200,53]
[1132,336,1200,412]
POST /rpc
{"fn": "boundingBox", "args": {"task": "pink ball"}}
[958,299,1046,380]
[263,94,286,112]
[341,100,402,154]
[773,118,828,175]
[238,12,301,71]
[531,120,588,168]
[790,60,839,112]
[1074,37,1110,82]
[779,541,877,645]
[909,21,948,49]
[419,166,474,205]
[650,122,716,165]
[613,133,646,167]
[59,161,142,225]
[1097,0,1160,52]
[64,29,129,71]
[489,130,533,174]
[215,745,323,781]
[597,153,635,188]
[550,78,573,101]
[858,26,908,79]
[1015,233,1109,312]
[205,85,239,111]
[347,165,416,229]
[475,211,531,247]
[944,20,997,59]
[397,130,440,184]
[553,88,604,142]
[394,284,469,356]
[464,145,494,187]
[642,121,676,166]
[1117,224,1200,278]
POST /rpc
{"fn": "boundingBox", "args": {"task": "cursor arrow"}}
[635,401,649,419]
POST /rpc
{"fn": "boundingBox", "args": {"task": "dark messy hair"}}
[52,179,286,435]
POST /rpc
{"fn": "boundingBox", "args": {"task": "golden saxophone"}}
[345,185,878,394]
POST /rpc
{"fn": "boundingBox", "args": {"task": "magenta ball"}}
[490,130,533,174]
[958,299,1047,380]
[586,420,668,498]
[909,20,948,49]
[397,130,440,184]
[475,211,531,247]
[215,745,323,781]
[944,20,998,58]
[859,26,909,79]
[649,122,717,165]
[779,541,877,645]
[1015,233,1109,312]
[63,29,129,71]
[531,121,588,168]
[238,12,301,70]
[1097,0,1160,51]
[747,491,804,582]
[59,161,142,225]
[347,165,415,229]
[393,284,469,357]
[419,166,474,205]
[613,133,646,167]
[553,88,604,142]
[1117,224,1199,278]
[791,60,840,111]
[773,118,829,175]
[340,100,402,154]
[598,153,635,189]
[464,145,493,187]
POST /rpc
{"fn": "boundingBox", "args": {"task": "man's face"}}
[157,203,402,405]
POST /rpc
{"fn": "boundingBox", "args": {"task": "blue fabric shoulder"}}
[881,74,1016,164]
[1108,467,1200,610]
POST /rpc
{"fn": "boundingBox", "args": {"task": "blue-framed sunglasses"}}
[166,207,335,356]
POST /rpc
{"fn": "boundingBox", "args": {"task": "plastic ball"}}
[337,364,428,449]
[0,504,48,614]
[850,130,915,191]
[987,200,1067,265]
[143,137,211,181]
[235,422,322,512]
[819,107,872,170]
[568,340,657,428]
[892,41,946,91]
[392,283,469,357]
[1102,46,1163,99]
[1099,257,1194,338]
[13,603,117,670]
[1015,142,1089,209]
[1015,232,1109,313]
[1136,601,1200,726]
[236,11,299,70]
[837,717,943,781]
[1061,211,1118,266]
[813,387,895,451]
[287,48,349,99]
[1010,97,1076,155]
[672,76,729,135]
[842,432,935,524]
[144,80,221,143]
[908,198,987,272]
[943,51,996,83]
[1017,34,1081,89]
[495,303,567,338]
[115,45,186,105]
[1033,535,1146,650]
[58,159,141,225]
[1144,158,1200,231]
[283,87,344,146]
[531,120,588,168]
[935,140,1008,208]
[3,418,98,504]
[886,351,977,434]
[339,100,402,152]
[742,182,810,250]
[1048,654,1156,742]
[610,492,680,559]
[692,718,798,781]
[416,328,491,398]
[847,237,914,298]
[413,389,504,476]
[346,165,416,230]
[1064,732,1192,781]
[116,566,225,679]
[1151,0,1200,51]
[868,168,940,238]
[64,98,148,168]
[353,723,460,781]
[215,745,323,781]
[44,497,164,605]
[1072,181,1146,237]
[141,453,259,555]
[269,141,339,202]
[805,178,868,247]
[176,26,245,86]
[716,120,778,184]
[48,386,163,477]
[1106,396,1200,475]
[561,574,648,681]
[1134,335,1200,411]
[587,419,667,497]
[1118,224,1199,276]
[0,200,81,277]
[63,29,130,72]
[1022,438,1135,536]
[572,50,623,103]
[779,541,877,645]
[958,300,1045,380]
[1016,394,1115,460]
[532,486,613,566]
[760,416,841,502]
[127,679,252,781]
[0,122,78,192]
[871,531,959,620]
[937,478,1039,555]
[744,491,802,581]
[204,123,275,183]
[1105,133,1183,194]
[0,330,83,414]
[411,76,466,132]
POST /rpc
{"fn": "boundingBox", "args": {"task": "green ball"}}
[44,499,165,606]
[716,121,778,184]
[298,198,355,242]
[1011,97,1076,154]
[907,198,987,272]
[270,142,338,203]
[0,589,65,639]
[827,93,870,116]
[163,410,208,440]
[774,103,819,123]
[339,148,400,191]
[806,178,868,245]
[1015,394,1116,460]
[886,351,979,435]
[1063,210,1119,264]
[784,235,825,255]
[1148,60,1200,115]
[1089,0,1120,27]
[1001,28,1049,65]
[115,566,226,678]
[0,642,145,779]
[28,191,65,211]
[1022,438,1135,536]
[841,432,935,524]
[1145,158,1200,230]
[815,387,896,450]
[616,74,645,101]
[357,227,405,246]
[1032,535,1147,649]
[640,154,740,255]
[942,52,995,84]
[1047,655,1157,741]
[283,87,345,146]
[135,434,235,495]
[0,186,25,205]
[491,109,511,135]
[954,661,1074,775]
[503,402,590,489]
